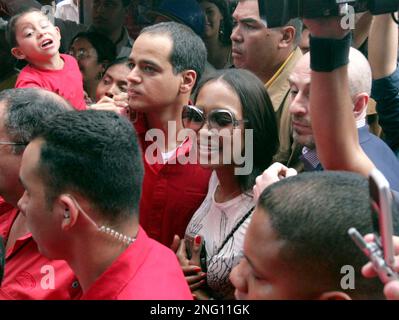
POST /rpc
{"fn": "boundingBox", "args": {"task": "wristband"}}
[310,33,352,72]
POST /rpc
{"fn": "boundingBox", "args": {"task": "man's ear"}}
[318,291,352,300]
[352,92,369,119]
[57,194,79,231]
[179,70,197,94]
[11,47,26,60]
[54,26,61,40]
[278,25,296,49]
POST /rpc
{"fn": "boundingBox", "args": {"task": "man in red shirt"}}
[127,22,212,247]
[18,110,192,299]
[0,88,80,299]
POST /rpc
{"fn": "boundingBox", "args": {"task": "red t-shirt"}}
[80,227,192,300]
[15,54,86,111]
[134,114,211,247]
[0,199,81,300]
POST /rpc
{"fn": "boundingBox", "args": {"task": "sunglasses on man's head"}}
[182,105,247,134]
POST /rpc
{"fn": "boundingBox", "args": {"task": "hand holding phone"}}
[348,168,398,284]
[184,233,207,272]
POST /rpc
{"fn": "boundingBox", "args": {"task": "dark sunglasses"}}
[182,105,247,133]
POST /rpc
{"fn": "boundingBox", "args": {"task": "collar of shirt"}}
[0,205,31,260]
[134,113,192,168]
[115,28,133,58]
[356,118,366,129]
[301,147,320,170]
[300,119,366,170]
[86,26,133,58]
[0,205,81,300]
[266,47,303,112]
[79,226,149,300]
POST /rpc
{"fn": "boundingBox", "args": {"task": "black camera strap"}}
[215,206,255,256]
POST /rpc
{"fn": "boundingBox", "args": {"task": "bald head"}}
[299,48,372,97]
[288,48,371,149]
[347,48,372,97]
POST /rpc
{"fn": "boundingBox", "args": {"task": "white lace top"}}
[185,172,255,299]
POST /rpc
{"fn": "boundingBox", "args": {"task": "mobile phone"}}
[348,168,398,284]
[184,233,207,272]
[184,234,195,260]
[369,168,395,266]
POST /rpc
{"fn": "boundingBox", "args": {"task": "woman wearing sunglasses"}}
[174,68,279,300]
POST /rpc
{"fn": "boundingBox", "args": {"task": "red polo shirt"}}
[0,201,81,300]
[80,226,192,300]
[134,114,211,247]
[15,54,86,111]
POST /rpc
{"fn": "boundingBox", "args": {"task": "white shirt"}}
[185,172,255,299]
[55,0,79,23]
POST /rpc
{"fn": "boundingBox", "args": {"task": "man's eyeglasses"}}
[68,49,94,61]
[182,105,247,134]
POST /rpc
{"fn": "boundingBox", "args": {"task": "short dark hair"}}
[32,111,144,222]
[104,57,129,74]
[197,0,233,45]
[0,88,71,155]
[258,171,399,299]
[194,68,279,192]
[69,31,117,65]
[6,8,44,48]
[140,22,207,89]
[285,18,303,47]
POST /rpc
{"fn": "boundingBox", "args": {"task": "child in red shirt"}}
[8,8,86,110]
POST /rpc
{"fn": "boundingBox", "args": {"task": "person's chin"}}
[128,98,146,111]
[294,133,315,149]
[204,28,214,38]
[232,56,245,69]
[198,148,223,168]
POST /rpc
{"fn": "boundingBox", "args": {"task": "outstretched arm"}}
[304,17,374,176]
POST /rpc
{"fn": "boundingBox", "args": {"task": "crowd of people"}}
[0,0,398,300]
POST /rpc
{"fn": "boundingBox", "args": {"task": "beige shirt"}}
[266,47,303,164]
